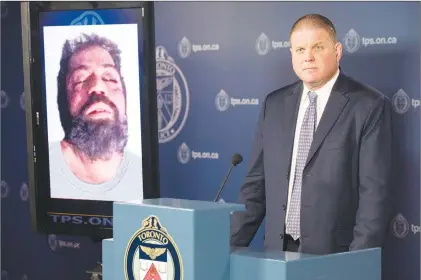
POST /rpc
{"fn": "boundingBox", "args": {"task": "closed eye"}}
[104,77,118,83]
[102,71,120,83]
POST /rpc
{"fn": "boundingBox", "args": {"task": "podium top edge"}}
[231,247,382,262]
[231,247,316,262]
[115,197,245,211]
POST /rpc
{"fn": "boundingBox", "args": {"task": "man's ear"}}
[335,42,343,62]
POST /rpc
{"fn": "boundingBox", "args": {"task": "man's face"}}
[63,45,128,160]
[66,45,126,121]
[290,24,342,89]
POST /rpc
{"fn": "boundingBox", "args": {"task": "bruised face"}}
[64,45,128,160]
[66,45,126,121]
[290,24,342,90]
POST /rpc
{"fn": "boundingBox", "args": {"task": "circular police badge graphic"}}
[124,215,183,280]
[70,11,104,25]
[215,89,230,111]
[256,33,271,56]
[392,89,410,114]
[343,29,360,54]
[1,180,9,198]
[156,46,190,144]
[1,90,9,109]
[20,183,29,201]
[391,213,409,239]
[48,234,58,252]
[178,37,192,59]
[177,142,191,164]
[20,92,26,111]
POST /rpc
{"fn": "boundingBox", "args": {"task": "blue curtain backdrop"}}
[1,2,419,280]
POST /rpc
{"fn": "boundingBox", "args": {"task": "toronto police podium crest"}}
[124,216,183,280]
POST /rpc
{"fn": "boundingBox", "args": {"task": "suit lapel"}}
[280,82,302,176]
[305,73,350,167]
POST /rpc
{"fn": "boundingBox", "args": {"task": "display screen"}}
[39,8,144,202]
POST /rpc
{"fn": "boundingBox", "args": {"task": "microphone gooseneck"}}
[214,153,243,202]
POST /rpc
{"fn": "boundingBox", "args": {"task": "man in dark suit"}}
[230,14,393,255]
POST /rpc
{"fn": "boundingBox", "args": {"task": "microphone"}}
[214,153,243,202]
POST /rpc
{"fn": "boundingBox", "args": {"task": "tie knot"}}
[307,91,317,103]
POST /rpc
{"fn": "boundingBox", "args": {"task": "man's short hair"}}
[289,14,337,42]
[56,33,126,132]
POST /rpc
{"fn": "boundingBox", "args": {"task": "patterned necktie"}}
[286,91,318,240]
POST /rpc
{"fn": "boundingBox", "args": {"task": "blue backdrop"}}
[1,2,419,280]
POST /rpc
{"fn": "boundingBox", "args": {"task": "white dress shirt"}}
[285,69,340,234]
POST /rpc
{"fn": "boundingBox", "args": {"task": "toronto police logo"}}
[156,46,190,143]
[70,11,104,25]
[178,37,192,59]
[20,183,28,201]
[48,234,58,252]
[177,142,191,164]
[1,90,9,109]
[1,180,9,198]
[391,213,409,239]
[256,33,271,56]
[124,215,183,280]
[343,29,360,53]
[392,89,410,114]
[20,92,26,111]
[215,89,230,111]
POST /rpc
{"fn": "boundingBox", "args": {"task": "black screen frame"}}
[20,1,159,239]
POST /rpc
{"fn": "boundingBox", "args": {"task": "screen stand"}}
[86,237,104,279]
[86,262,102,280]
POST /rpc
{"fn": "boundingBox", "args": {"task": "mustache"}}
[78,94,119,118]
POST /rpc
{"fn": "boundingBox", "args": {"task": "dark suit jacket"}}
[230,71,393,255]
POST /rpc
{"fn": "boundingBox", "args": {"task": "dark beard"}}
[64,95,128,161]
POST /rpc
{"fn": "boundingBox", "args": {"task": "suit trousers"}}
[283,233,301,252]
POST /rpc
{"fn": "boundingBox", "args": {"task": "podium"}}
[102,198,381,280]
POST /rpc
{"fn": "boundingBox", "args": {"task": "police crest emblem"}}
[156,46,190,144]
[124,216,183,280]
